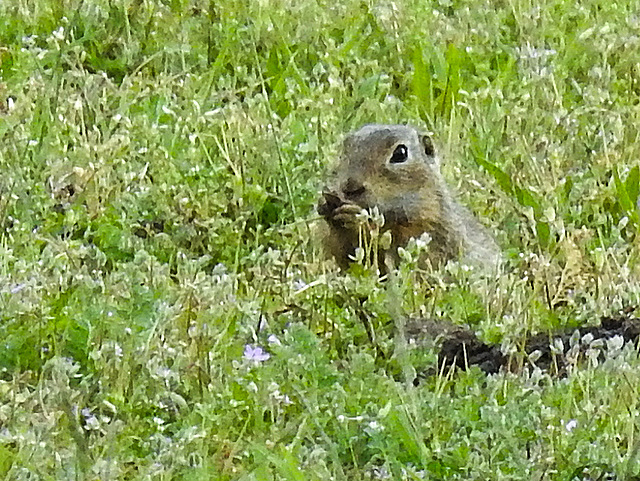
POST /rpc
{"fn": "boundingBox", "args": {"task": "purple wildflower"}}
[243,345,270,363]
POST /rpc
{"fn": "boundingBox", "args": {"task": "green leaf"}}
[442,43,461,117]
[386,408,429,466]
[562,175,574,201]
[625,165,639,206]
[358,74,382,98]
[515,186,541,217]
[613,166,633,212]
[536,221,550,249]
[412,46,433,119]
[0,445,15,476]
[474,156,513,195]
[252,445,308,481]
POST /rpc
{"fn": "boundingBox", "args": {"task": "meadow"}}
[1,0,640,479]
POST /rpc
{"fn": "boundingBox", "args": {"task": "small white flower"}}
[367,421,383,432]
[82,408,100,430]
[270,389,293,405]
[52,27,65,41]
[415,232,432,250]
[528,350,542,363]
[565,419,578,432]
[607,335,624,352]
[372,466,390,480]
[581,333,594,345]
[22,35,37,47]
[292,279,307,291]
[550,338,564,355]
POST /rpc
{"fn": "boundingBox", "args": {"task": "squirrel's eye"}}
[390,144,408,164]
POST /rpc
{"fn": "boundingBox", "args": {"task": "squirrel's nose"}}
[341,178,366,198]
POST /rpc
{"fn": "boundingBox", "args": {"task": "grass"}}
[1,0,640,479]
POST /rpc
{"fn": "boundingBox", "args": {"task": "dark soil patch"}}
[406,308,640,376]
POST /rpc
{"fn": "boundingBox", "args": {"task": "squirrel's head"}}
[332,124,441,211]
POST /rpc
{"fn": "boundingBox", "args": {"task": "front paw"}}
[331,203,366,228]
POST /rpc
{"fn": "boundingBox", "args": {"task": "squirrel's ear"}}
[420,134,436,158]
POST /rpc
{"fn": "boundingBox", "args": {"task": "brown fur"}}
[317,124,499,270]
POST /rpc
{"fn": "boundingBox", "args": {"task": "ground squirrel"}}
[317,124,500,270]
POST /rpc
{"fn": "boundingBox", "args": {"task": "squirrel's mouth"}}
[318,190,373,213]
[317,191,342,217]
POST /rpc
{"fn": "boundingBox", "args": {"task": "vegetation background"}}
[1,0,640,479]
